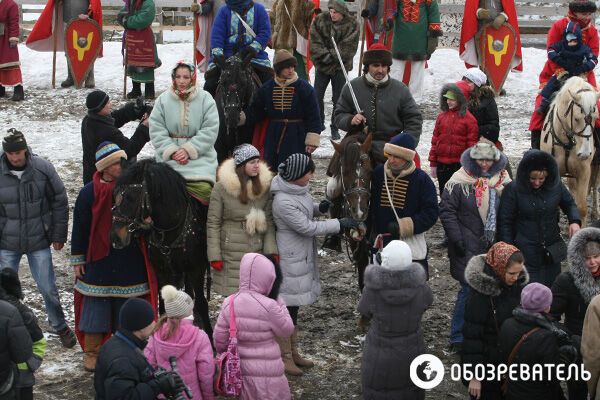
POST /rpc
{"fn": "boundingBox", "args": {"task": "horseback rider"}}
[203,0,273,97]
[70,142,155,372]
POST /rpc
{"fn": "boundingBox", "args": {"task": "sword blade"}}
[331,36,362,114]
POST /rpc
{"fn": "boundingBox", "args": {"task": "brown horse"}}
[541,76,600,225]
[326,133,373,289]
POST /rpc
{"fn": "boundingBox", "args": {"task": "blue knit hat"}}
[95,141,127,172]
[383,132,416,161]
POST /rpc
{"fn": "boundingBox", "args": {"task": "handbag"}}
[543,239,568,264]
[214,295,243,397]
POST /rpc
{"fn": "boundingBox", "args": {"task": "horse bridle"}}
[340,152,371,222]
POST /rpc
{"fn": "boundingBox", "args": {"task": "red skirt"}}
[0,66,22,86]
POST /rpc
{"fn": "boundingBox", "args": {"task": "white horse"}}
[540,76,600,225]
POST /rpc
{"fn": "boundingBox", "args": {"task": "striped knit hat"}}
[161,285,194,318]
[95,141,127,172]
[278,153,312,181]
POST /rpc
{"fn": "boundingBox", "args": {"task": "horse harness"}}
[543,87,595,176]
[340,152,371,221]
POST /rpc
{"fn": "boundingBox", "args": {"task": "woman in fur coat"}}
[207,144,278,296]
[358,240,433,400]
[462,241,529,400]
[550,226,600,399]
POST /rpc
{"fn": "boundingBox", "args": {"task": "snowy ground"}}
[0,39,576,399]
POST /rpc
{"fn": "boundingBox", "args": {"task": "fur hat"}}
[328,0,350,16]
[161,285,194,318]
[119,298,155,331]
[485,241,520,280]
[95,141,127,172]
[470,140,501,161]
[2,128,27,153]
[362,43,393,67]
[86,90,110,113]
[233,143,260,167]
[278,153,313,181]
[273,49,298,75]
[569,0,597,13]
[384,132,416,161]
[521,282,553,313]
[380,240,413,271]
[463,68,487,87]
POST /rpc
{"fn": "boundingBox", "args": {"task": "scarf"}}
[567,11,592,30]
[365,72,389,86]
[274,72,299,87]
[226,0,252,13]
[485,241,520,281]
[88,172,116,263]
[173,83,196,100]
[593,268,600,278]
[445,168,511,241]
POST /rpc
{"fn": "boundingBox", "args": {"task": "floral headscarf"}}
[171,60,196,100]
[485,241,520,281]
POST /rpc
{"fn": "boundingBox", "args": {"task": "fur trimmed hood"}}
[364,262,428,304]
[217,158,273,200]
[515,150,560,191]
[440,82,469,117]
[567,227,600,303]
[460,147,508,177]
[464,255,529,296]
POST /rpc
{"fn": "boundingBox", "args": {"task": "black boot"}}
[144,82,155,100]
[0,85,5,97]
[11,85,24,102]
[127,81,142,99]
[531,130,541,150]
[322,234,342,252]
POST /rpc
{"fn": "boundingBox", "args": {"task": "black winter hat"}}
[86,90,110,112]
[0,268,23,300]
[569,0,597,13]
[2,128,28,153]
[119,298,155,331]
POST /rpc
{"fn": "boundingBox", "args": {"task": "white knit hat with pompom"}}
[161,285,194,318]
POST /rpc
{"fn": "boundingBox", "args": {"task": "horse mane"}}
[555,76,597,114]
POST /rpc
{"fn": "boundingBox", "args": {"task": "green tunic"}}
[391,0,441,61]
[122,0,161,82]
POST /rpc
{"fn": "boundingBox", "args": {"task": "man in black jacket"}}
[81,90,151,184]
[94,298,185,400]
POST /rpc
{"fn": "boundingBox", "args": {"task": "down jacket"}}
[468,86,500,143]
[358,262,433,400]
[270,175,340,306]
[207,159,278,296]
[428,83,478,167]
[0,299,32,396]
[582,294,600,399]
[214,253,294,400]
[0,150,68,253]
[551,227,600,336]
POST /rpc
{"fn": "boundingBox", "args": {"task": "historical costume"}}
[0,0,23,101]
[362,0,395,50]
[192,0,225,73]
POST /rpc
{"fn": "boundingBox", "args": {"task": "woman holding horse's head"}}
[206,143,278,298]
[439,138,511,355]
[498,149,581,288]
[149,60,219,207]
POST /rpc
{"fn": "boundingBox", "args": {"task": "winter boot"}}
[531,130,541,150]
[144,82,155,99]
[57,325,77,348]
[84,69,95,89]
[275,336,303,376]
[127,81,142,99]
[11,85,24,102]
[83,333,104,372]
[330,127,340,140]
[291,327,314,368]
[61,68,75,88]
[0,85,5,97]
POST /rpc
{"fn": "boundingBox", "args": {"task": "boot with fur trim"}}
[291,327,314,368]
[275,336,303,376]
[83,333,104,372]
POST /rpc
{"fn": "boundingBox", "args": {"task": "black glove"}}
[453,240,466,257]
[242,46,258,60]
[117,11,128,28]
[213,54,226,68]
[361,8,370,18]
[338,218,359,232]
[133,96,149,119]
[558,344,579,364]
[427,36,439,55]
[319,199,332,213]
[387,221,400,239]
[155,371,185,396]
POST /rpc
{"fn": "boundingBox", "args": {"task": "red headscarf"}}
[485,241,520,281]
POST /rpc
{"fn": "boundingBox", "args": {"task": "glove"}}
[556,69,570,82]
[453,240,466,257]
[427,36,439,55]
[238,111,246,126]
[242,46,258,60]
[314,7,322,14]
[476,8,491,20]
[384,18,394,31]
[133,96,148,119]
[322,53,334,65]
[155,371,186,396]
[319,199,332,213]
[213,54,226,68]
[492,13,506,30]
[117,10,128,27]
[211,260,223,271]
[190,1,200,13]
[361,9,370,18]
[430,166,437,179]
[338,217,359,232]
[387,221,400,239]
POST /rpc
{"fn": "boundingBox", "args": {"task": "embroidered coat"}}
[207,159,278,296]
[391,0,442,60]
[149,85,219,183]
[0,0,20,69]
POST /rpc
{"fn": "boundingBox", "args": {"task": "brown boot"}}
[83,333,104,372]
[275,336,303,376]
[291,327,314,368]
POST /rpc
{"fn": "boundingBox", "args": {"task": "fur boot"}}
[275,336,303,376]
[0,85,5,97]
[291,327,314,368]
[145,82,155,99]
[127,81,142,99]
[83,333,104,372]
[61,58,74,88]
[85,68,95,89]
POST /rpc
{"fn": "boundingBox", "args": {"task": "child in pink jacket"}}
[214,253,295,400]
[144,285,214,400]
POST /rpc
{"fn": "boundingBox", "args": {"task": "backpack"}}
[214,295,242,396]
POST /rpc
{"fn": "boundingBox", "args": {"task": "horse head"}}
[331,134,373,223]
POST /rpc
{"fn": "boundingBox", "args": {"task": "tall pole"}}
[192,0,199,65]
[358,0,367,76]
[123,33,128,99]
[51,0,60,88]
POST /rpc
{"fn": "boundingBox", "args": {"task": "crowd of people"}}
[3,0,600,399]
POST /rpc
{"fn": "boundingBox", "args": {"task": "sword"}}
[331,36,362,114]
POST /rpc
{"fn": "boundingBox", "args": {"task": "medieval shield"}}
[65,18,102,88]
[476,22,517,95]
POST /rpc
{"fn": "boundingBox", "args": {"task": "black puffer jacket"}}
[468,86,500,143]
[551,227,600,336]
[81,103,149,184]
[499,308,568,400]
[498,150,580,269]
[0,299,32,394]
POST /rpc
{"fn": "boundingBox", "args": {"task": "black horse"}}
[214,54,260,163]
[110,159,212,340]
